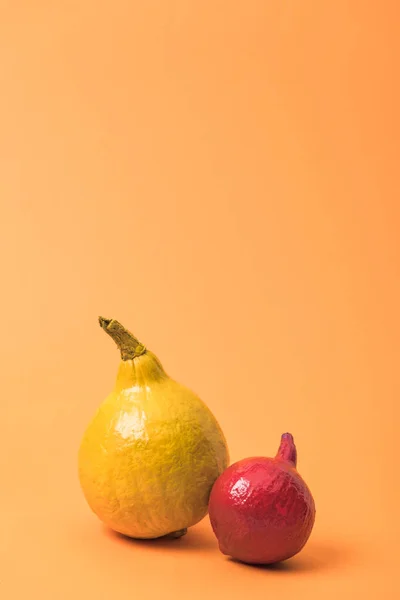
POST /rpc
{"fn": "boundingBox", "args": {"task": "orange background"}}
[1,2,399,598]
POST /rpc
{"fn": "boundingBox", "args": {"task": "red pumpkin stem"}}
[276,433,297,467]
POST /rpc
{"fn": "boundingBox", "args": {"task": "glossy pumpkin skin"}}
[78,320,229,539]
[208,435,315,564]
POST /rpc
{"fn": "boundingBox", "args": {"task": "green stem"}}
[99,317,146,360]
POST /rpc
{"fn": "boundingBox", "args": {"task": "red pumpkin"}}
[208,433,316,565]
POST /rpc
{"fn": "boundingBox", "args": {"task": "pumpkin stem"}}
[99,317,146,360]
[276,433,297,467]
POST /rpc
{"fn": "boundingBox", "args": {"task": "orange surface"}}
[1,2,399,598]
